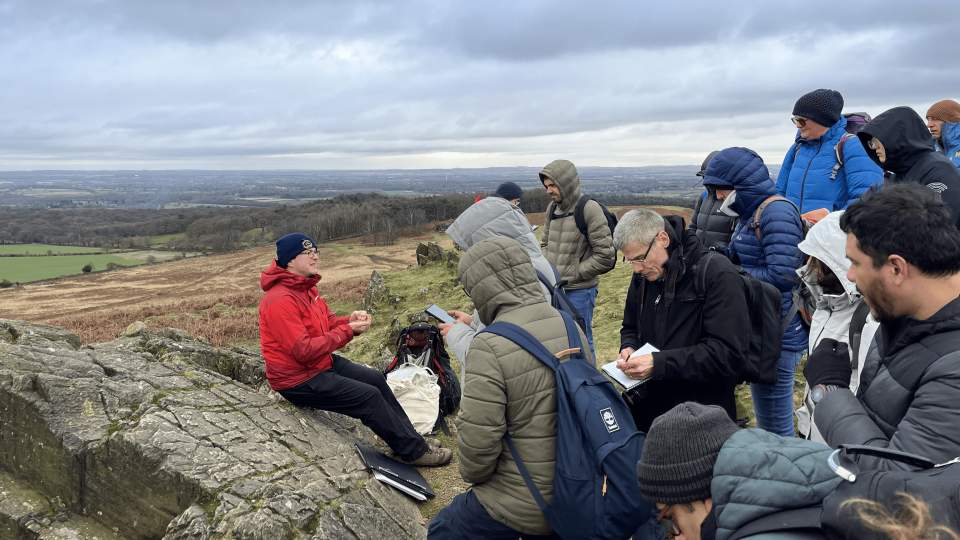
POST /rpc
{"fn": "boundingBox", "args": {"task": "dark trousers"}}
[279,354,428,461]
[429,491,560,539]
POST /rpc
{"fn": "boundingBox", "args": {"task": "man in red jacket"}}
[259,233,451,466]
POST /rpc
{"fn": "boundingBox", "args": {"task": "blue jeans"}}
[566,286,598,354]
[751,349,804,437]
[429,491,560,539]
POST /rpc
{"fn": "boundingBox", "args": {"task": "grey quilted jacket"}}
[710,429,840,540]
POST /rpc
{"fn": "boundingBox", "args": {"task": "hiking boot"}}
[403,446,452,467]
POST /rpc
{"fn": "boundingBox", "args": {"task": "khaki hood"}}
[458,236,545,324]
[539,159,582,212]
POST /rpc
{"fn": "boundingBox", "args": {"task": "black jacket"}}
[688,190,737,251]
[815,297,960,471]
[859,107,960,227]
[619,216,749,431]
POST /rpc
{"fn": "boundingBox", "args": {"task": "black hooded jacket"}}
[619,216,749,431]
[859,107,960,226]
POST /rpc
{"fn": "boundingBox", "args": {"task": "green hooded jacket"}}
[539,159,616,289]
[456,236,593,535]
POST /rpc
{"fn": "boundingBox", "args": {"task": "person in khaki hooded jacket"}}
[539,159,616,352]
[429,236,592,539]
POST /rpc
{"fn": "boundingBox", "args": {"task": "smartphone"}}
[424,304,456,324]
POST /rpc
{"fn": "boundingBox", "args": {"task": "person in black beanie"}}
[258,232,452,467]
[775,88,883,213]
[637,402,839,539]
[493,181,524,206]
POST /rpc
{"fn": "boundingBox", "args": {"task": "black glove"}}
[802,338,852,388]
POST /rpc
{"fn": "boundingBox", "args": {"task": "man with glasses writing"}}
[613,210,750,432]
[259,233,451,466]
[776,88,882,213]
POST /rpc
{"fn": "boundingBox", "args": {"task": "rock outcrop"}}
[0,319,427,539]
[414,243,445,266]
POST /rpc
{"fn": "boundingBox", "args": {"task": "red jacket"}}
[258,261,353,391]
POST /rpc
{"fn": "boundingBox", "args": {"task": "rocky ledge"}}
[0,319,426,539]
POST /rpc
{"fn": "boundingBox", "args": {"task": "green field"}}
[0,244,108,255]
[0,254,144,283]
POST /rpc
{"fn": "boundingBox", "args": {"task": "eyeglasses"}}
[791,116,808,128]
[623,236,657,265]
[299,248,319,258]
[656,504,682,536]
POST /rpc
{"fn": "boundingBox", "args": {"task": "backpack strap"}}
[542,201,556,247]
[848,301,871,368]
[573,195,590,238]
[482,311,582,514]
[830,133,856,180]
[694,251,718,299]
[751,195,796,241]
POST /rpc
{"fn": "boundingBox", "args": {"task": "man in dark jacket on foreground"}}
[858,106,960,226]
[808,184,960,470]
[614,209,749,431]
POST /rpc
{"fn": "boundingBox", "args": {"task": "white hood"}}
[797,210,859,302]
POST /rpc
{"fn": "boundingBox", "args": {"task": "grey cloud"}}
[1,0,957,168]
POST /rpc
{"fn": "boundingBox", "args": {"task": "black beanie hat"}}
[636,402,739,504]
[494,181,524,201]
[793,89,844,128]
[276,233,317,268]
[696,150,721,178]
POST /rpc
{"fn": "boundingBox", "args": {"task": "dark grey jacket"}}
[815,297,960,471]
[688,190,737,250]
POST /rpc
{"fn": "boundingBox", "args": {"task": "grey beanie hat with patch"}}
[636,402,739,504]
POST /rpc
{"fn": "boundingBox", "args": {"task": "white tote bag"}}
[386,363,440,435]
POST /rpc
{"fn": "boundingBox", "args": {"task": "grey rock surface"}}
[0,319,427,539]
[362,271,389,312]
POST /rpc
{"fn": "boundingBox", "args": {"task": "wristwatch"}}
[811,384,840,404]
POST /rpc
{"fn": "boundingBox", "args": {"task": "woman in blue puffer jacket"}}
[704,147,808,436]
[776,89,883,213]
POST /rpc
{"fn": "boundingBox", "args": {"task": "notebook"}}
[355,444,436,501]
[600,343,659,391]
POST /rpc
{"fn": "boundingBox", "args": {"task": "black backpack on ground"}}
[695,252,783,385]
[535,264,587,332]
[383,323,461,431]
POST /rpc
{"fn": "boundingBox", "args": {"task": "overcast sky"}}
[1,1,957,170]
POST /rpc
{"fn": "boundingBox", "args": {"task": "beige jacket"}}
[540,160,616,289]
[456,236,592,535]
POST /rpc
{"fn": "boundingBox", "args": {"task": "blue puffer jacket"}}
[937,122,960,168]
[776,116,884,213]
[705,147,808,352]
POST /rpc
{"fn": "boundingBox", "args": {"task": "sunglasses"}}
[791,116,808,128]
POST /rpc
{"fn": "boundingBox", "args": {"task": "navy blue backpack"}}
[535,265,587,332]
[483,311,653,540]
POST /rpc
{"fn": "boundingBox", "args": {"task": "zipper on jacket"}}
[797,140,823,212]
